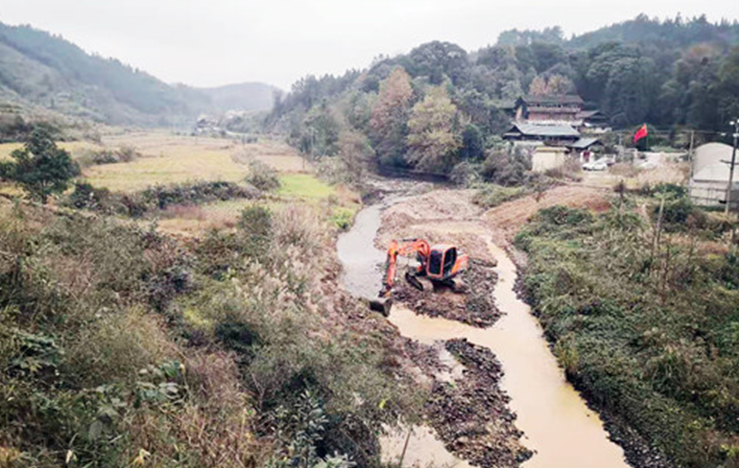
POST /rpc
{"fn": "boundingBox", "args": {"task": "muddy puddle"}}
[337,192,630,468]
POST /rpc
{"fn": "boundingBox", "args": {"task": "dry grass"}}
[0,141,101,161]
[582,161,689,190]
[232,141,310,172]
[84,133,305,192]
[483,185,611,244]
[3,131,305,193]
[156,199,301,236]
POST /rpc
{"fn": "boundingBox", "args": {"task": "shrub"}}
[330,207,355,231]
[273,204,324,253]
[77,146,140,168]
[449,161,482,187]
[517,203,739,467]
[246,160,281,192]
[472,184,528,209]
[0,127,80,203]
[66,181,259,217]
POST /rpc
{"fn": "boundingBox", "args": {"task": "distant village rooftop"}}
[503,122,580,141]
[519,95,584,106]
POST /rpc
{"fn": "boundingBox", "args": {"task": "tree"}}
[459,124,485,161]
[547,74,574,95]
[406,41,470,85]
[716,47,739,124]
[337,130,375,184]
[0,127,79,203]
[603,57,658,127]
[299,102,341,157]
[406,86,461,172]
[528,74,574,96]
[528,76,549,95]
[370,67,414,167]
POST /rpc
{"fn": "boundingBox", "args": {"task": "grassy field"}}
[0,140,100,160]
[2,130,308,192]
[85,131,306,192]
[277,173,335,200]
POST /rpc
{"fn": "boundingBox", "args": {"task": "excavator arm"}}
[379,239,430,297]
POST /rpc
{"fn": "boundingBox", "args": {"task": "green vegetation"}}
[265,15,739,180]
[277,174,335,200]
[245,159,281,192]
[67,180,260,217]
[515,199,739,467]
[0,127,79,203]
[472,184,529,209]
[0,198,419,467]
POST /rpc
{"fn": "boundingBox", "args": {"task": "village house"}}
[515,95,584,125]
[503,122,580,144]
[513,95,609,132]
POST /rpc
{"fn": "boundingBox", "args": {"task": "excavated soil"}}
[426,339,533,468]
[373,188,529,467]
[392,259,500,327]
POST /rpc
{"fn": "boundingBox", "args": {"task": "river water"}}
[336,194,630,468]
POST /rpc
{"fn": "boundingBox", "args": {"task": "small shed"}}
[532,146,569,173]
[689,143,739,208]
[567,137,602,162]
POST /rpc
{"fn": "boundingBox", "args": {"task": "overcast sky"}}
[2,0,738,90]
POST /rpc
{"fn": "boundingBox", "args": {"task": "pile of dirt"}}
[378,189,480,236]
[483,185,610,246]
[392,259,500,328]
[426,339,532,468]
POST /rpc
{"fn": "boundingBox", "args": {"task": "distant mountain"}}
[0,21,277,127]
[496,14,739,50]
[198,82,278,115]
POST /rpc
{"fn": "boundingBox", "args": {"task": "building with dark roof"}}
[515,95,584,124]
[503,122,580,144]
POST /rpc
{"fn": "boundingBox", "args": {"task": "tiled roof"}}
[522,95,584,105]
[509,123,580,138]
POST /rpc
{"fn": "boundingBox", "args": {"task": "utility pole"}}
[725,119,738,215]
[688,130,695,180]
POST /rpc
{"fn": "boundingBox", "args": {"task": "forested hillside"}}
[0,22,276,126]
[266,15,739,176]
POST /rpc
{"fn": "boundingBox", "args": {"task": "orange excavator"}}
[370,239,469,315]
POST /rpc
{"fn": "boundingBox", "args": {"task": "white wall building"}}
[689,143,739,208]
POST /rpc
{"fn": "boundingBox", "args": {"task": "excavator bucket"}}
[369,297,392,316]
[405,271,424,291]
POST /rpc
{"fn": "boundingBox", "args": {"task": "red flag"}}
[634,124,648,143]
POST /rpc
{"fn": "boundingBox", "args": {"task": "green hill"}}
[0,21,276,127]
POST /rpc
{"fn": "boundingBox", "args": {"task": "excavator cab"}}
[370,239,468,316]
[426,244,458,280]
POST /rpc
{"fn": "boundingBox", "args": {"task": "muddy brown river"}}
[337,193,630,468]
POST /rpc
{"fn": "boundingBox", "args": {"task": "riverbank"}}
[339,181,637,468]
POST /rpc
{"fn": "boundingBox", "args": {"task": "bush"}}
[66,181,259,217]
[330,207,355,231]
[472,184,528,209]
[516,203,739,467]
[0,127,80,203]
[246,160,281,192]
[480,147,535,187]
[77,146,141,168]
[449,161,482,187]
